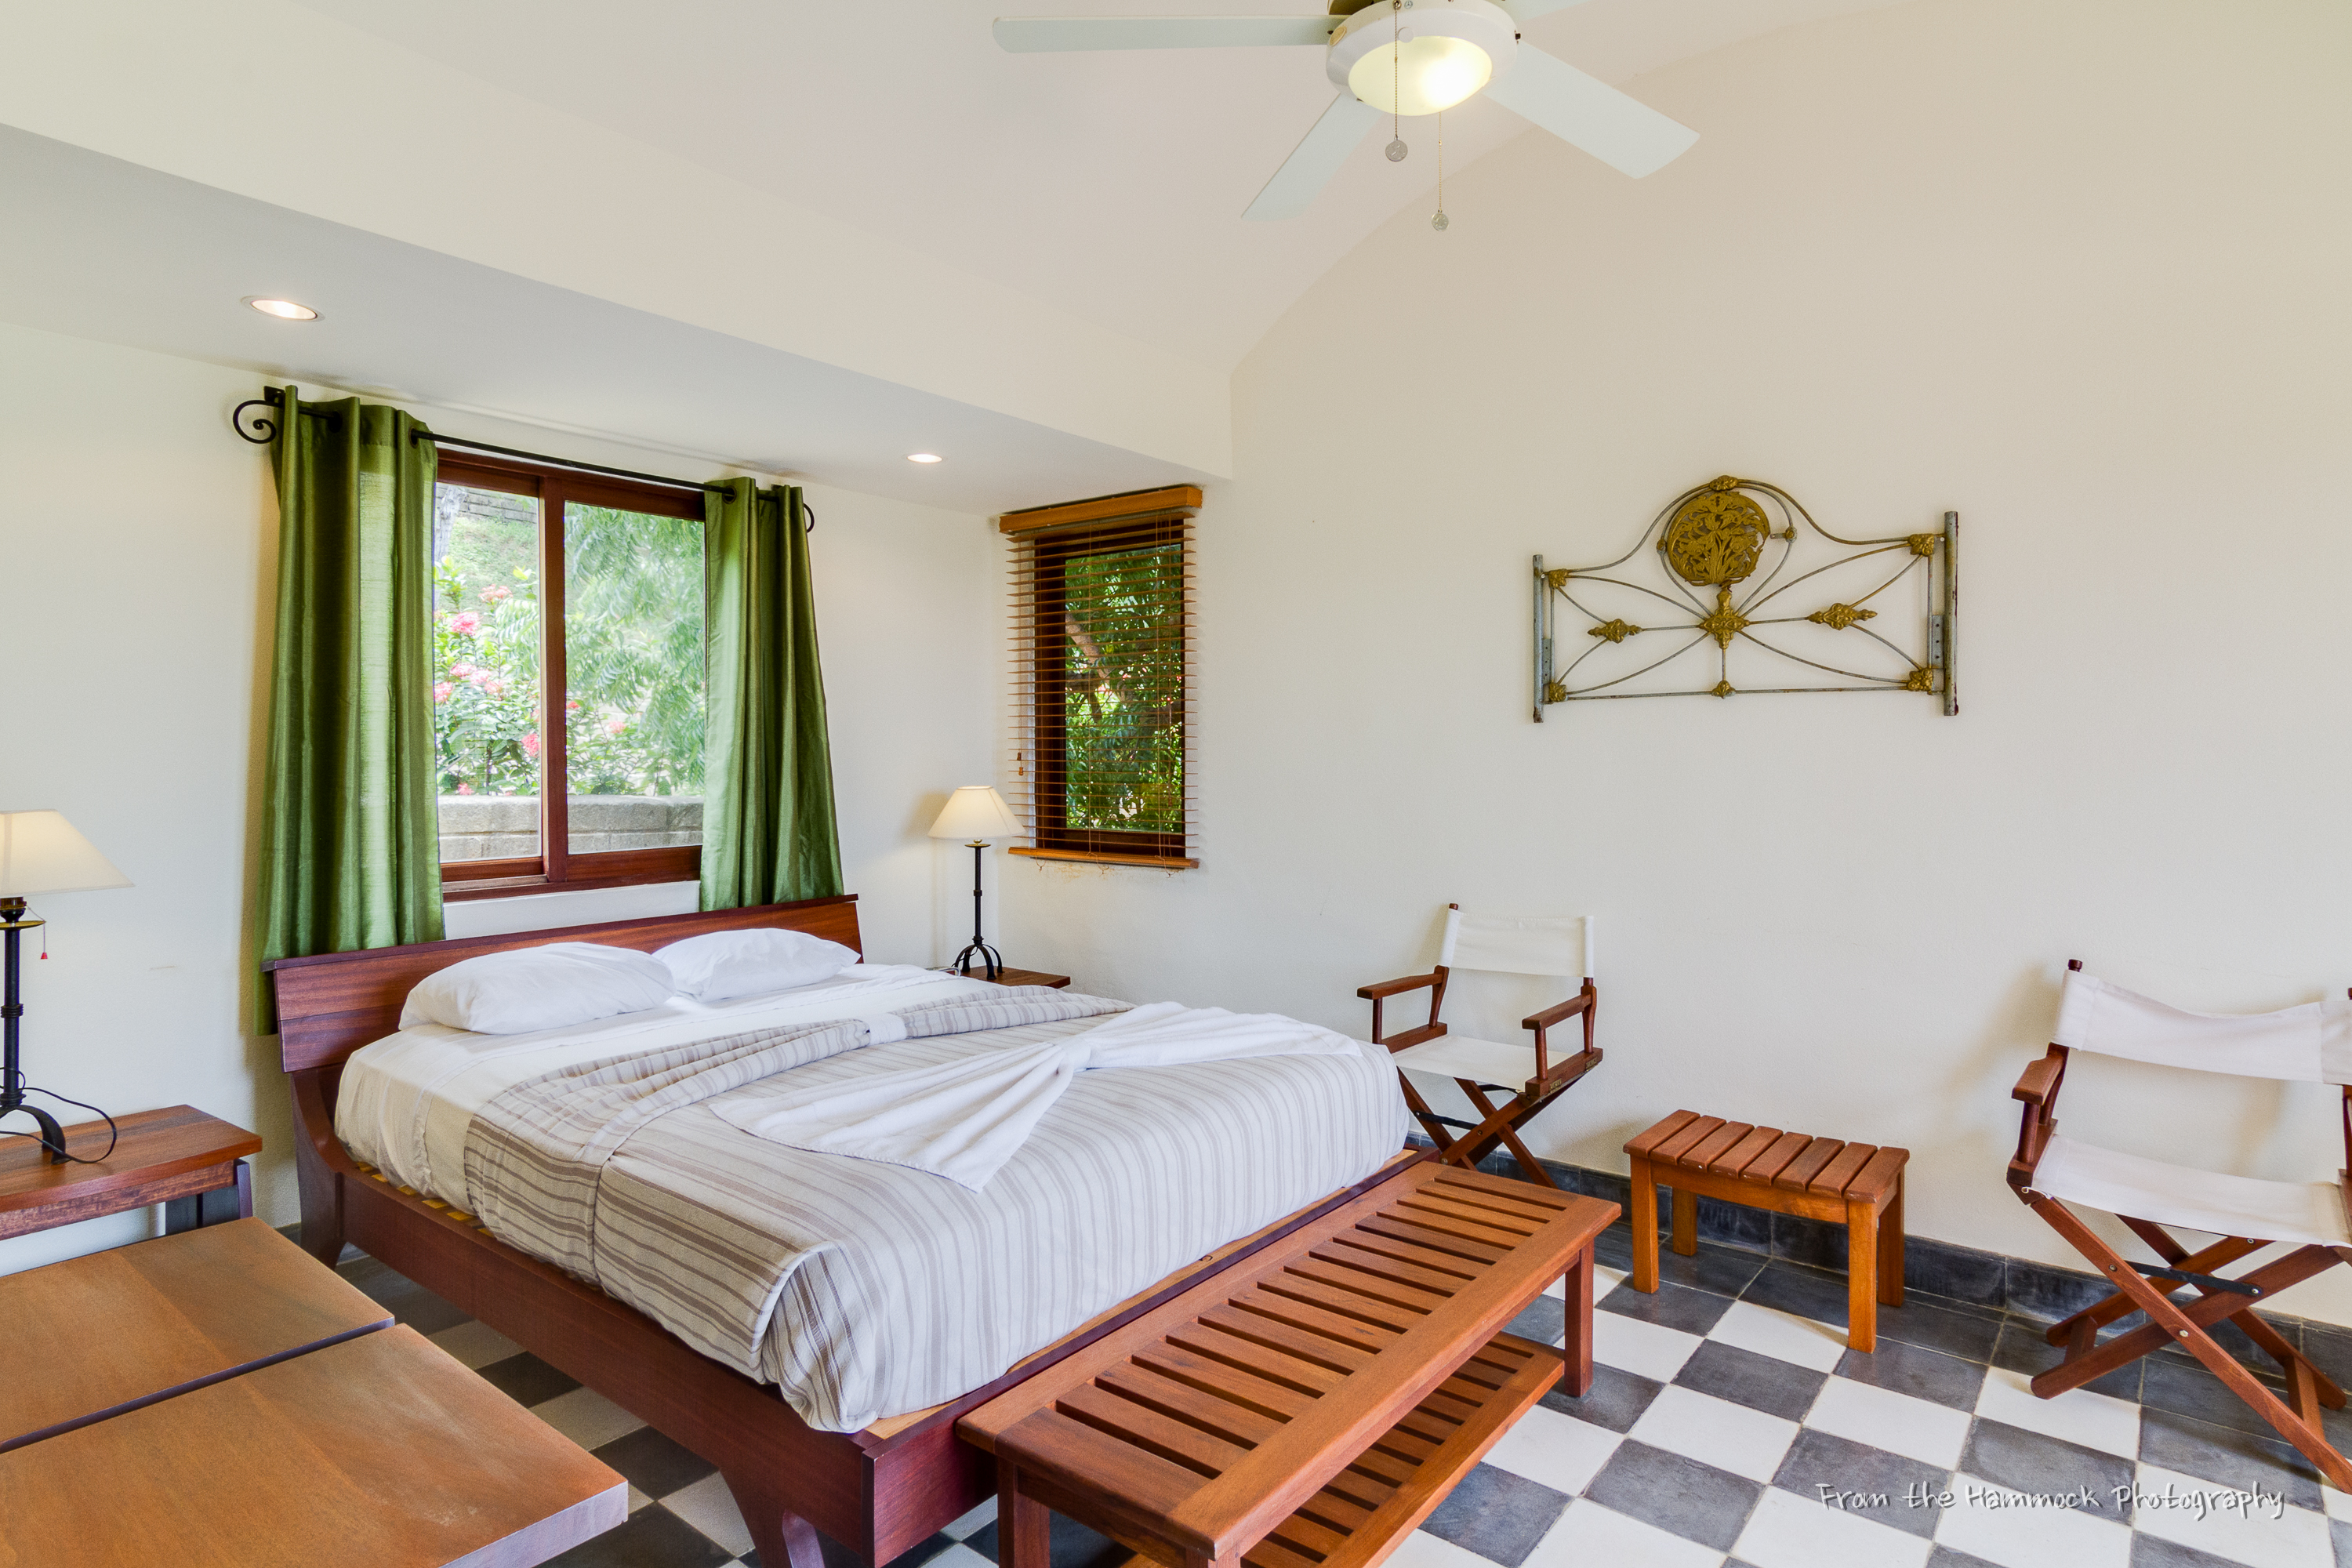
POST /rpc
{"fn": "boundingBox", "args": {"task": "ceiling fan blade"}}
[1244,93,1383,220]
[993,15,1336,51]
[1483,46,1697,177]
[1497,0,1599,19]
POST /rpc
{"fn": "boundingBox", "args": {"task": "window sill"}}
[1009,847,1199,870]
[441,846,701,901]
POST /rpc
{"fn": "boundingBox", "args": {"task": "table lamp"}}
[928,786,1022,982]
[1,811,130,1163]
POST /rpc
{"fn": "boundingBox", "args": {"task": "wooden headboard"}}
[267,894,863,1073]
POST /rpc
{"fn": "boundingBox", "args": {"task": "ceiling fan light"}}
[1348,36,1492,116]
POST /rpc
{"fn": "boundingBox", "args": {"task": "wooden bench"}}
[0,1218,626,1566]
[1624,1110,1907,1352]
[957,1160,1617,1568]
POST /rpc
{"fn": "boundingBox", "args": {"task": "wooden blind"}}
[1005,506,1198,869]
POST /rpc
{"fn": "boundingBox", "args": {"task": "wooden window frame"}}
[433,452,708,902]
[1003,487,1200,871]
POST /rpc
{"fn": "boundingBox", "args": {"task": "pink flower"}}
[605,717,628,735]
[521,732,540,759]
[565,699,581,713]
[456,783,475,795]
[433,681,454,702]
[452,612,481,636]
[480,585,512,602]
[483,680,506,697]
[448,662,476,680]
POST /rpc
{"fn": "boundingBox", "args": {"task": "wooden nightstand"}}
[944,967,1071,989]
[0,1105,260,1242]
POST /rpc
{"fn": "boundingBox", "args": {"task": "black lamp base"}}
[0,1100,66,1163]
[951,941,1004,982]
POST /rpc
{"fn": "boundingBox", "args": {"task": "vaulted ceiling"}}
[0,0,1908,508]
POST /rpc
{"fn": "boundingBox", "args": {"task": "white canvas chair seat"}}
[1389,1033,1538,1089]
[2034,1134,2352,1248]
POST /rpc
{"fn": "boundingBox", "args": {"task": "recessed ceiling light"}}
[907,452,943,464]
[245,297,320,321]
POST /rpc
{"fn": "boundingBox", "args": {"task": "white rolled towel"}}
[713,1002,1362,1189]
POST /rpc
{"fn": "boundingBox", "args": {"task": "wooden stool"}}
[959,1162,1618,1568]
[1624,1111,1907,1352]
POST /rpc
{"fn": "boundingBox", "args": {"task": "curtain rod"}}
[230,387,814,529]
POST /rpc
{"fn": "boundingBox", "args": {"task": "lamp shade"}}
[927,786,1022,842]
[0,811,131,897]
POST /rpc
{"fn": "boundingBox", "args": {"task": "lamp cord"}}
[0,1086,118,1163]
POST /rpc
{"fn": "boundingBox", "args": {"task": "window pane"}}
[1062,541,1184,834]
[431,483,543,863]
[562,503,706,858]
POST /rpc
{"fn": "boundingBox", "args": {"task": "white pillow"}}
[399,942,677,1034]
[655,927,860,1004]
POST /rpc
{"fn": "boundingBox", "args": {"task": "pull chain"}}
[1385,0,1406,162]
[1432,109,1449,230]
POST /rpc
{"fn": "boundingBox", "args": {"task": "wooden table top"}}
[0,1324,626,1568]
[0,1218,390,1452]
[0,1105,260,1216]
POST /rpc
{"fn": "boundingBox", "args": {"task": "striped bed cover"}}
[460,991,1412,1432]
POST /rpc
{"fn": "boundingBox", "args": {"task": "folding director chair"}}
[1358,906,1599,1190]
[2009,959,2352,1489]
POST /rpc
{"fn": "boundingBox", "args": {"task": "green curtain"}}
[256,389,443,1018]
[700,477,843,909]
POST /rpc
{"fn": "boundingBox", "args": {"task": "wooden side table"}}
[1624,1109,1907,1352]
[944,966,1072,989]
[0,1105,260,1242]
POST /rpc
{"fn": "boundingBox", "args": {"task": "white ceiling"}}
[0,0,1915,510]
[289,0,1913,372]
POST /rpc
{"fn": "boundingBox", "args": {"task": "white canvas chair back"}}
[1440,910,1593,981]
[2054,969,2352,1086]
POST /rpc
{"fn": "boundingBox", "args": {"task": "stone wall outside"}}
[437,795,702,861]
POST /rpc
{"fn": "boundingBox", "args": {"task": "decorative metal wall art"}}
[1532,477,1957,720]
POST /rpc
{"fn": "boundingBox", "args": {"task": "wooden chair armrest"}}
[1522,992,1595,1032]
[2013,1049,2065,1106]
[1358,971,1443,1000]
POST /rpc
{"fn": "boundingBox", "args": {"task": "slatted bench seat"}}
[1624,1110,1907,1352]
[957,1160,1617,1568]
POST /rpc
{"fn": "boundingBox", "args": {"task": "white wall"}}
[1000,0,2352,1312]
[0,324,994,1275]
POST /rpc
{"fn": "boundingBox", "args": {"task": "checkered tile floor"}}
[337,1220,2352,1568]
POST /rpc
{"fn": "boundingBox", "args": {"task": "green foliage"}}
[1062,542,1184,833]
[430,493,706,800]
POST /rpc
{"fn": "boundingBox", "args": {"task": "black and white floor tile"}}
[337,1222,2352,1568]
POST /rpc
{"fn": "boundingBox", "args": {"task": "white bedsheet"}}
[336,964,1000,1205]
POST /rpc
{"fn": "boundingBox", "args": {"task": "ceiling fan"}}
[993,1,1698,220]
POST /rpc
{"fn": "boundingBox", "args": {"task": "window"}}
[1004,487,1199,868]
[430,452,707,898]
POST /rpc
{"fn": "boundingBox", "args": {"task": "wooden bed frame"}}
[269,895,1410,1568]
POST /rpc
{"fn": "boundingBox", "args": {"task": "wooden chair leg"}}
[999,1460,1054,1568]
[1398,1078,1458,1161]
[1628,1156,1660,1293]
[1846,1196,1878,1353]
[1878,1174,1905,1308]
[1671,1189,1697,1258]
[2029,1198,2352,1490]
[1561,1243,1595,1397]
